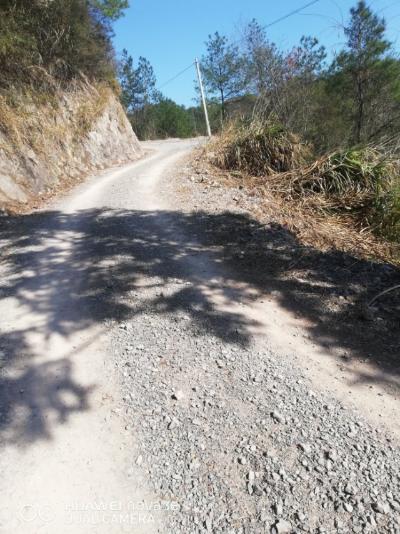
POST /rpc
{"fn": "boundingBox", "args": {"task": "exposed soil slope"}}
[0,83,142,212]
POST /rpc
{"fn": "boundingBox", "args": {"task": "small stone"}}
[190,459,200,470]
[272,519,292,533]
[345,483,356,495]
[172,390,184,401]
[253,484,263,496]
[168,418,179,430]
[373,501,390,514]
[389,499,400,512]
[343,502,353,513]
[204,517,212,532]
[136,455,143,466]
[271,411,284,423]
[298,443,312,454]
[260,510,271,522]
[327,450,338,462]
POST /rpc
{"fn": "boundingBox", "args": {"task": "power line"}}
[153,0,322,94]
[264,0,320,30]
[157,62,194,90]
[229,0,321,48]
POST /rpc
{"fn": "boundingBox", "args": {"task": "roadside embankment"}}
[0,81,142,212]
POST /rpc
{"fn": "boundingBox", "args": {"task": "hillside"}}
[0,0,140,212]
[0,82,141,212]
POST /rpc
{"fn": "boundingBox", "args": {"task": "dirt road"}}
[0,139,399,533]
[0,139,199,533]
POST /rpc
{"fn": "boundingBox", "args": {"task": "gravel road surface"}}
[0,139,399,534]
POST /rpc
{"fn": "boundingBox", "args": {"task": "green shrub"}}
[282,145,400,243]
[289,147,396,203]
[0,0,125,89]
[372,179,400,242]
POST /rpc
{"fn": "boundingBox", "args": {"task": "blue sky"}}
[113,0,400,107]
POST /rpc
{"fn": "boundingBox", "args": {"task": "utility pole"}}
[195,58,212,138]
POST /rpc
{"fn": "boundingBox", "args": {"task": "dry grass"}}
[210,120,311,176]
[204,132,400,265]
[372,178,400,242]
[265,145,400,247]
[0,77,112,158]
[73,83,111,139]
[267,146,398,203]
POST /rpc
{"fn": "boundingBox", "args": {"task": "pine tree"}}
[118,50,156,112]
[200,32,247,121]
[334,1,391,143]
[243,19,282,95]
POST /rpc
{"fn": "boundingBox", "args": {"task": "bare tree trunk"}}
[220,88,225,128]
[354,74,364,144]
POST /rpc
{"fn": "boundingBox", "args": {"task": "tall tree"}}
[118,49,160,138]
[119,49,138,110]
[288,36,326,81]
[119,49,156,112]
[200,32,247,121]
[90,0,129,21]
[280,36,327,139]
[334,1,391,143]
[243,19,282,96]
[0,0,130,84]
[135,56,157,107]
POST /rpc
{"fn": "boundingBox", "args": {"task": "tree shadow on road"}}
[0,208,399,445]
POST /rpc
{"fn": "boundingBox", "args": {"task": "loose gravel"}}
[106,152,400,533]
[111,302,400,533]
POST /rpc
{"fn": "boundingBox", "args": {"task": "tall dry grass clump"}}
[211,120,311,176]
[270,145,400,242]
[208,120,400,258]
[372,176,400,242]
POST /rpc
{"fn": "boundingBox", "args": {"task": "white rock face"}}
[0,86,142,211]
